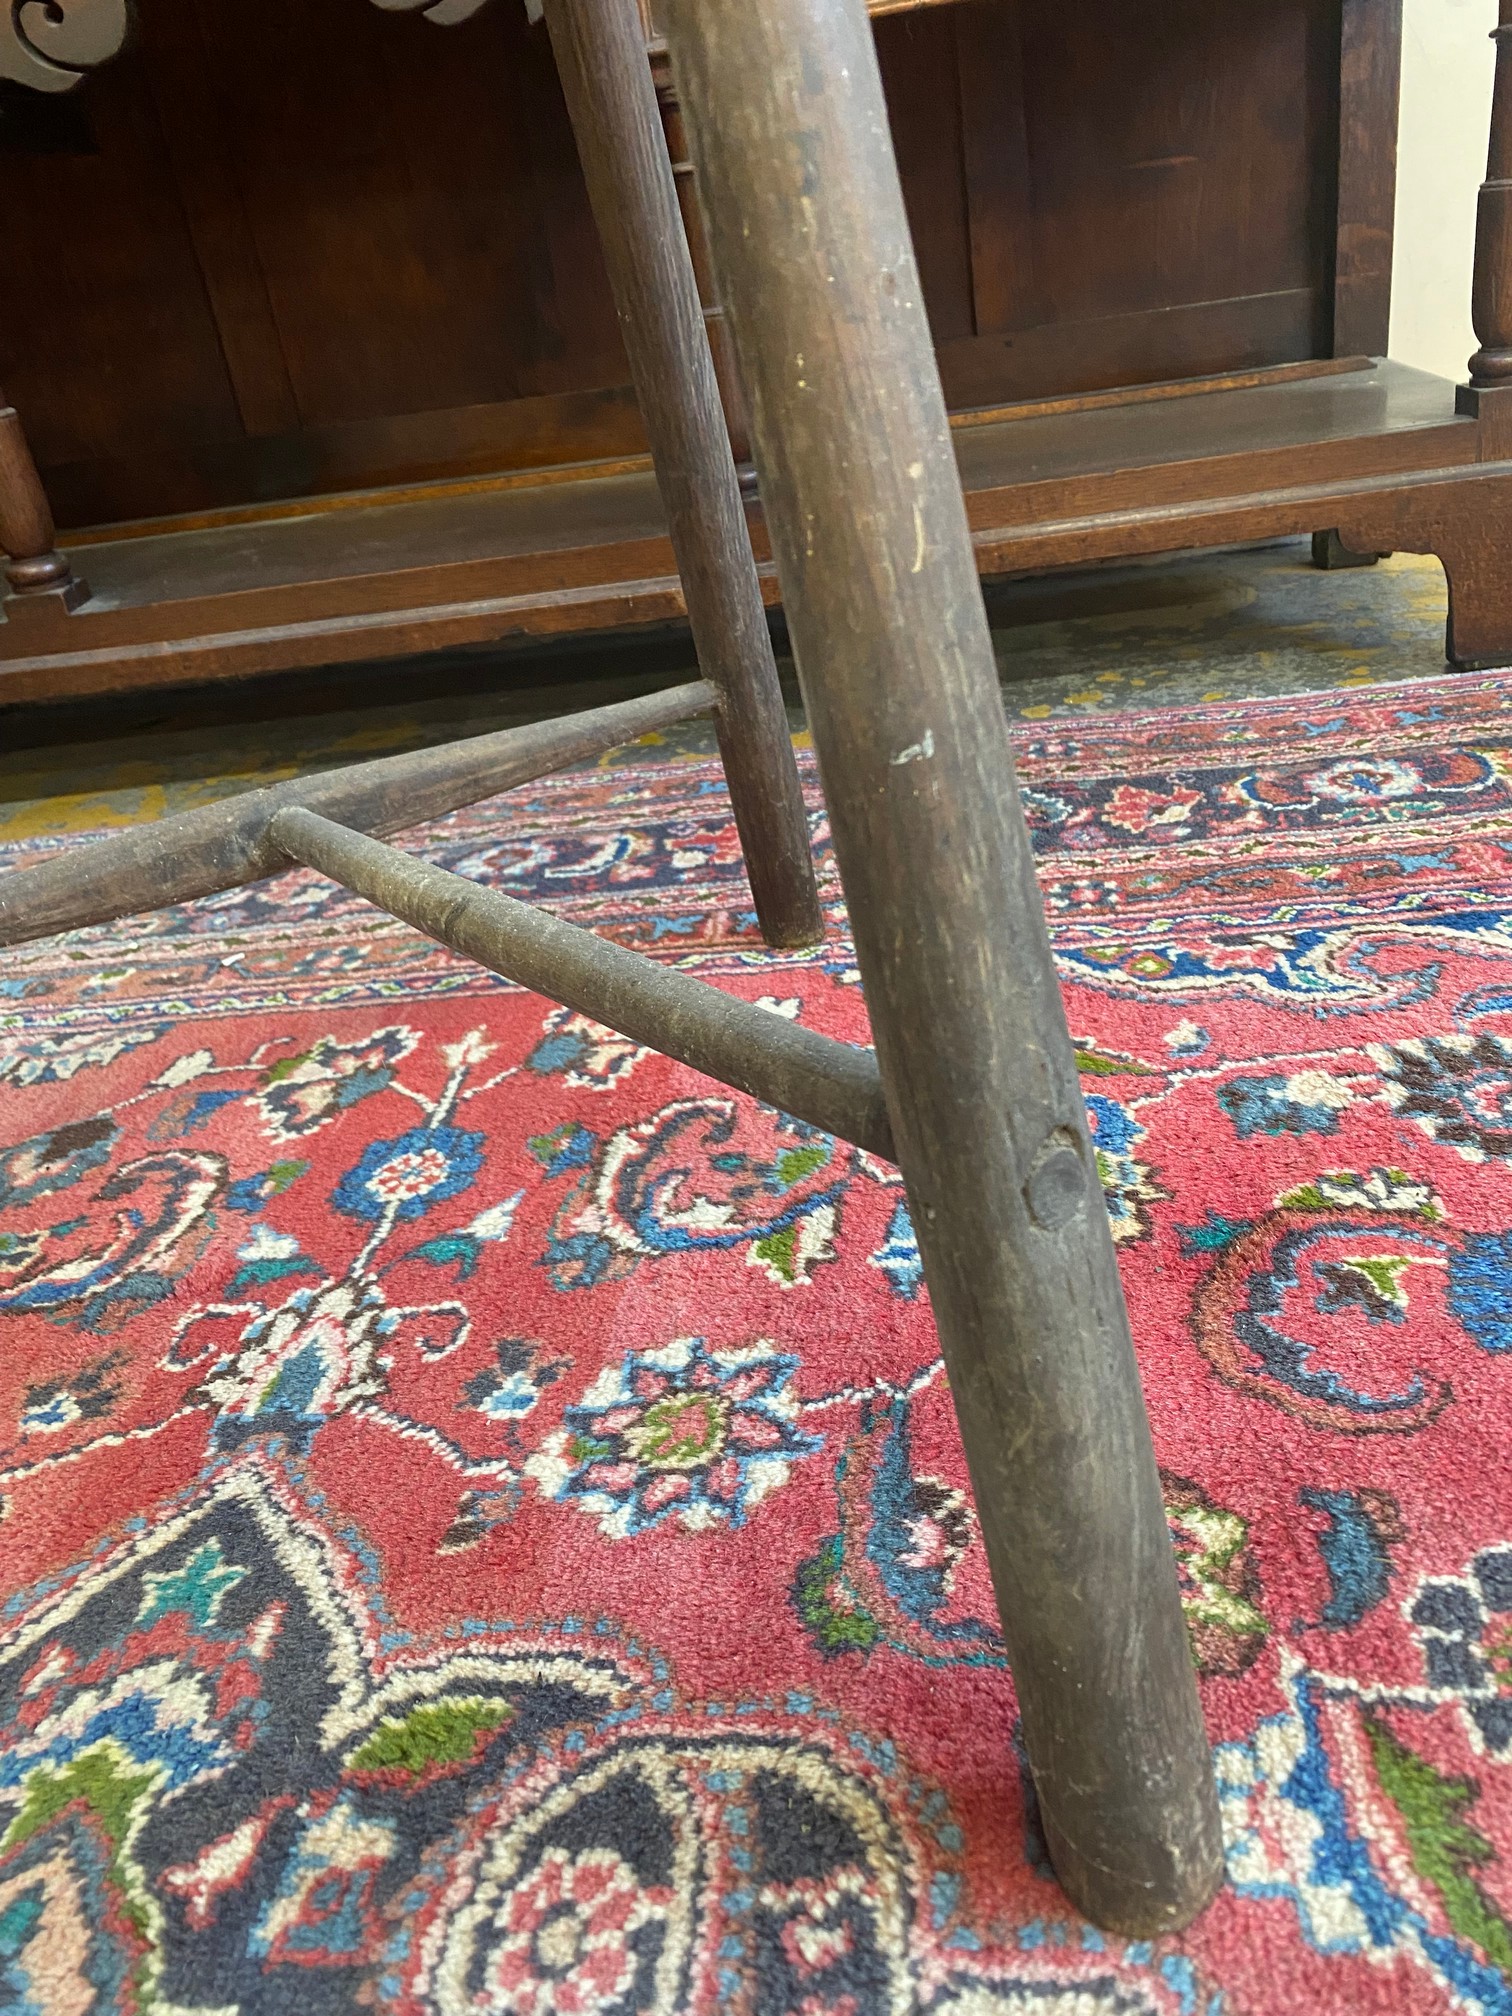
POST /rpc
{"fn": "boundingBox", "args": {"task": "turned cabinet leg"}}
[0,388,86,612]
[543,0,823,949]
[666,0,1222,1937]
[1470,2,1512,388]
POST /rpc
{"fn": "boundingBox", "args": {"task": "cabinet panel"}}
[0,0,1365,526]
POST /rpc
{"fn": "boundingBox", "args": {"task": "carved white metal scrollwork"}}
[1,0,129,92]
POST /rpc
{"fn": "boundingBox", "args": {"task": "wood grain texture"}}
[955,0,1040,338]
[4,0,1395,530]
[271,806,894,1159]
[665,0,1223,1933]
[0,680,716,946]
[136,0,301,438]
[648,49,755,478]
[6,361,1507,701]
[1333,0,1403,357]
[542,0,822,947]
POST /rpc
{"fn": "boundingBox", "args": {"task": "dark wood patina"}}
[662,0,1223,1934]
[539,0,822,949]
[1,0,1228,1940]
[11,0,1512,1939]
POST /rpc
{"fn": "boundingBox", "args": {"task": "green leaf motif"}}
[775,1144,830,1189]
[754,1224,799,1284]
[1074,1043,1155,1076]
[791,1535,881,1657]
[4,1744,164,1972]
[231,1255,321,1292]
[1365,1713,1512,1975]
[349,1698,515,1778]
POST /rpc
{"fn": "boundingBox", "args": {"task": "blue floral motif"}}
[332,1127,485,1224]
[528,1121,598,1180]
[225,1160,310,1215]
[0,1115,117,1213]
[1085,1094,1165,1243]
[1232,1220,1449,1422]
[1449,1230,1512,1354]
[1371,1033,1512,1164]
[539,1101,847,1291]
[253,1026,420,1142]
[477,1371,540,1419]
[0,1023,164,1089]
[526,1337,821,1537]
[1219,1071,1352,1139]
[869,1200,922,1300]
[1299,1486,1402,1630]
[526,1009,647,1090]
[0,1142,226,1333]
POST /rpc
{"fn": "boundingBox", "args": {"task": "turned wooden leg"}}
[665,0,1222,1937]
[543,0,823,949]
[0,387,86,611]
[1470,2,1512,388]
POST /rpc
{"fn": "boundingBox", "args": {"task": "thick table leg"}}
[543,0,823,949]
[663,0,1223,1936]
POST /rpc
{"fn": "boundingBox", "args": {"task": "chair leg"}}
[664,0,1223,1936]
[543,0,823,950]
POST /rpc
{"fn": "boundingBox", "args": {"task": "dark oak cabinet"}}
[7,0,1512,704]
[1,0,1390,529]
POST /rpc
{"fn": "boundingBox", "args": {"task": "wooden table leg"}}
[664,0,1223,1936]
[543,0,823,950]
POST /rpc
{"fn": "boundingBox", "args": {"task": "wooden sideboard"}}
[6,0,1512,702]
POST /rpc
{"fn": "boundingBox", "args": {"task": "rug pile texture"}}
[2,673,1512,2015]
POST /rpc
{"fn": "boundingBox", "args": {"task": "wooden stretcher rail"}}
[269,804,895,1162]
[0,679,716,948]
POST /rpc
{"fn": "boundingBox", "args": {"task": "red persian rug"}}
[2,671,1512,2016]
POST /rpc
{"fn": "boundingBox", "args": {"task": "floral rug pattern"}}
[2,671,1512,2014]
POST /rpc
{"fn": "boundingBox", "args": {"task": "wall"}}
[1391,0,1496,378]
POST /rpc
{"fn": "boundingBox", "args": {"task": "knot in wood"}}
[1023,1129,1088,1230]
